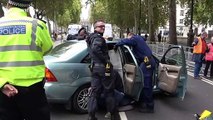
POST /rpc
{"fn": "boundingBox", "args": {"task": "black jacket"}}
[86,32,110,65]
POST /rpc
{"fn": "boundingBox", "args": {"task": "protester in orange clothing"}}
[192,31,207,79]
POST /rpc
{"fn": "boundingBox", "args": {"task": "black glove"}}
[113,45,118,52]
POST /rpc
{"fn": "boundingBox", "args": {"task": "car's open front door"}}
[119,45,143,101]
[158,45,187,100]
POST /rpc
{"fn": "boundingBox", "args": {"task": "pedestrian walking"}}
[86,20,120,120]
[192,31,208,79]
[114,32,156,113]
[0,0,53,120]
[53,31,58,41]
[144,33,148,41]
[204,37,213,78]
[158,32,162,43]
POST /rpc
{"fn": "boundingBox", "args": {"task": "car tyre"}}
[72,84,90,113]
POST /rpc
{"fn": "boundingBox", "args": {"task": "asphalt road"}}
[50,72,213,120]
[125,74,213,120]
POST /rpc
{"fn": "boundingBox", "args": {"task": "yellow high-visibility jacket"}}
[0,7,53,88]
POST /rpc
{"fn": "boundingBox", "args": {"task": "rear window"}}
[48,41,87,58]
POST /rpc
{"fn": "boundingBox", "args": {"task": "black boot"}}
[88,113,97,120]
[139,103,154,113]
[111,112,121,120]
[139,107,154,113]
[88,116,97,120]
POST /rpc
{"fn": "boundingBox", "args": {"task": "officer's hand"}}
[113,45,118,52]
[1,84,18,97]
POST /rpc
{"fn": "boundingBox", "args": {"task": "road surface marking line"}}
[188,71,213,85]
[119,112,128,120]
[201,78,213,85]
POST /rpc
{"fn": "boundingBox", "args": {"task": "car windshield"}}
[48,41,87,59]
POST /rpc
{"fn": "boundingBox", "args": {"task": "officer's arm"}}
[192,38,199,46]
[91,37,109,64]
[116,38,136,47]
[37,21,53,55]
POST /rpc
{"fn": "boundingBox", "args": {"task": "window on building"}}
[179,19,184,24]
[180,10,184,16]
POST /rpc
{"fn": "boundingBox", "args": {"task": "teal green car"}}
[44,40,187,113]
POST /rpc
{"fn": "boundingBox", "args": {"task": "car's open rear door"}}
[158,45,187,100]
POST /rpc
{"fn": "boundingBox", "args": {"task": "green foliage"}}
[33,0,81,27]
[153,0,169,29]
[0,0,81,27]
[90,0,135,29]
[90,0,169,33]
[90,1,109,23]
[194,0,213,25]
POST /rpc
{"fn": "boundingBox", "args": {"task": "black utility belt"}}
[14,81,44,91]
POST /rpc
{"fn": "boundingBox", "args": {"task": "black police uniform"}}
[86,32,119,120]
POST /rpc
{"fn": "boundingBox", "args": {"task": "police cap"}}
[8,0,32,8]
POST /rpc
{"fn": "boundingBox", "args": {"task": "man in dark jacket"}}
[76,27,88,40]
[86,20,120,120]
[114,32,156,113]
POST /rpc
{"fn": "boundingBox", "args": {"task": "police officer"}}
[86,20,120,120]
[0,0,53,120]
[114,32,156,113]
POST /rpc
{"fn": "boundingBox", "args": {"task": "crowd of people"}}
[192,28,213,79]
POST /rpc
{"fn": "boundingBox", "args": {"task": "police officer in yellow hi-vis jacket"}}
[0,0,53,120]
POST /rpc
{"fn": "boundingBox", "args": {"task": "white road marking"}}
[119,112,128,120]
[188,72,213,85]
[116,71,213,120]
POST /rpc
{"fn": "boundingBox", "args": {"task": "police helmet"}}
[8,0,32,8]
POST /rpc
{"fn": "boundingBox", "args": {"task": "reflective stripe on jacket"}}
[193,37,207,54]
[205,43,213,61]
[0,8,53,88]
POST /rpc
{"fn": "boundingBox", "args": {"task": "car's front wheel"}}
[72,84,90,113]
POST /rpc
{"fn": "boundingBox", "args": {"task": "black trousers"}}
[88,66,116,117]
[0,82,50,120]
[204,60,213,77]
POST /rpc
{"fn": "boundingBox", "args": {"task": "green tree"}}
[90,0,169,40]
[33,0,81,27]
[194,0,213,25]
[168,0,177,45]
[0,3,4,17]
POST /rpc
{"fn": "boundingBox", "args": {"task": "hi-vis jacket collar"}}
[5,7,27,18]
